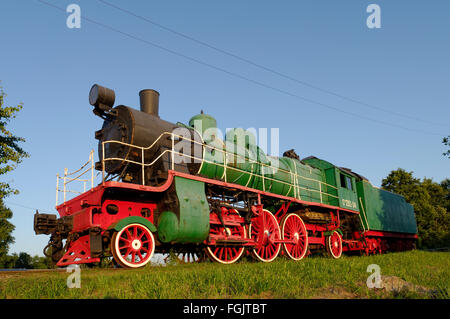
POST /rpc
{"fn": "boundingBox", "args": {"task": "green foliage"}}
[14,252,33,269]
[0,84,29,198]
[443,136,450,158]
[441,179,450,212]
[0,83,29,267]
[0,253,18,269]
[0,251,54,269]
[382,169,450,249]
[0,199,15,265]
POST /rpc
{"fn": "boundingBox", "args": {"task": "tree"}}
[1,253,18,268]
[14,252,33,269]
[443,136,450,158]
[382,169,450,248]
[0,84,29,197]
[0,201,15,266]
[0,83,29,267]
[441,179,450,212]
[31,255,54,269]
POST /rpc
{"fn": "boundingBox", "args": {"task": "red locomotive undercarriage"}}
[35,170,417,267]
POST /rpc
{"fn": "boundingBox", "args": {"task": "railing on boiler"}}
[99,132,339,204]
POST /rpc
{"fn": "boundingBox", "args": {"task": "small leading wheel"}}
[281,213,308,261]
[111,223,155,268]
[250,209,281,262]
[326,230,343,259]
[205,209,247,264]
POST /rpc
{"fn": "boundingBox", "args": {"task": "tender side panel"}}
[356,180,417,234]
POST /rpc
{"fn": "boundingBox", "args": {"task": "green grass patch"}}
[0,250,448,299]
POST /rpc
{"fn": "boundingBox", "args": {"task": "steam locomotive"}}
[34,84,418,268]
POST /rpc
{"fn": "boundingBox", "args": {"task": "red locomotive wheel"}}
[281,213,308,261]
[326,231,343,259]
[205,209,246,264]
[250,209,281,262]
[111,223,155,268]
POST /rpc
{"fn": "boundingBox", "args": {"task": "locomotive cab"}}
[336,169,359,211]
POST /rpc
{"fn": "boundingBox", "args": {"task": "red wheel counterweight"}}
[250,209,281,262]
[281,213,308,261]
[111,223,155,268]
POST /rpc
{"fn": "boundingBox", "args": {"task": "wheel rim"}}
[327,231,342,259]
[206,209,246,264]
[282,214,308,261]
[112,223,155,268]
[250,209,281,262]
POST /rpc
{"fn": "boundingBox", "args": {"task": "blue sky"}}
[0,0,448,256]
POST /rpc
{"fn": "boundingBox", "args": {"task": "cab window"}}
[340,173,346,188]
[340,173,353,190]
[346,176,353,190]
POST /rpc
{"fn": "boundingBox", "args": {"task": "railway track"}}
[0,268,66,275]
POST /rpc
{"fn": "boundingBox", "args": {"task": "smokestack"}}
[139,89,159,117]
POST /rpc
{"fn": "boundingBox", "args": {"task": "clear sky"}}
[0,0,449,257]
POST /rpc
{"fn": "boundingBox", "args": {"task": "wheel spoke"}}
[119,244,130,250]
[119,237,131,244]
[123,248,132,259]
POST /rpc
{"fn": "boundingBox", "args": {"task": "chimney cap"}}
[139,89,160,96]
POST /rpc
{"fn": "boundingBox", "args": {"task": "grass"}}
[0,250,448,299]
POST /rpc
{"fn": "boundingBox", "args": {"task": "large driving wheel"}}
[250,209,281,262]
[111,223,155,268]
[281,213,308,261]
[205,209,247,264]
